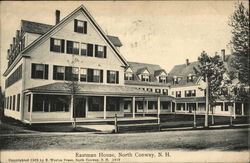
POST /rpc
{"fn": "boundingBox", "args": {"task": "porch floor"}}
[24,116,158,124]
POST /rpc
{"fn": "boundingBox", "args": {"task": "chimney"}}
[10,44,13,51]
[7,49,10,60]
[186,59,189,66]
[221,49,225,62]
[16,30,20,41]
[13,37,16,46]
[55,10,60,24]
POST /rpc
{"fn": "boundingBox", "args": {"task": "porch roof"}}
[25,82,162,97]
[175,97,205,103]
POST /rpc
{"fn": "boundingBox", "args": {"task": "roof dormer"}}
[137,67,150,82]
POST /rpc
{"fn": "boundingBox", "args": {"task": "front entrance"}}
[74,98,86,118]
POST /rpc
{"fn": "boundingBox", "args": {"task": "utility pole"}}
[205,74,209,128]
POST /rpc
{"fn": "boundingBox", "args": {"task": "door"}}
[74,98,86,118]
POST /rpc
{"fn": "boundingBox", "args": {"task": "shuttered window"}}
[74,19,87,34]
[50,38,65,53]
[80,43,87,56]
[95,45,107,58]
[31,63,49,79]
[65,67,79,81]
[80,68,87,82]
[107,70,119,84]
[67,41,79,55]
[53,66,65,80]
[87,69,103,83]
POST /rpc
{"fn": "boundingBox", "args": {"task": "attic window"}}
[95,45,107,58]
[159,76,167,83]
[141,75,149,82]
[173,76,181,84]
[74,19,87,34]
[125,72,133,80]
[187,74,194,83]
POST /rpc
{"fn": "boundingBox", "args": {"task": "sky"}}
[0,1,247,87]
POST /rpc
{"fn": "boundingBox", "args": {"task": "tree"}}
[228,1,249,85]
[194,51,226,127]
[64,55,80,129]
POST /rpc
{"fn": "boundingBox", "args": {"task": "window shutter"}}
[61,39,65,53]
[66,41,72,54]
[87,44,93,56]
[50,38,54,51]
[100,70,103,83]
[104,46,107,58]
[95,45,98,57]
[31,64,36,78]
[107,70,110,83]
[44,64,49,79]
[53,66,56,80]
[116,71,119,84]
[87,69,93,82]
[84,21,87,34]
[74,19,77,32]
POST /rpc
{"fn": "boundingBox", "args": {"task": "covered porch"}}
[22,82,164,124]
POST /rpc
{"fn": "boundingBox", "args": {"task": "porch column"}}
[142,97,145,117]
[175,102,177,112]
[29,93,33,125]
[157,96,160,115]
[103,96,107,119]
[170,101,172,112]
[196,102,198,112]
[241,103,244,116]
[223,102,225,112]
[233,102,236,119]
[185,103,187,112]
[85,97,88,118]
[132,96,136,118]
[70,95,74,120]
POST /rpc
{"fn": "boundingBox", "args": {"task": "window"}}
[107,70,119,84]
[5,64,22,88]
[88,96,103,111]
[173,76,181,84]
[159,76,167,83]
[136,101,144,110]
[67,41,79,55]
[65,67,79,81]
[87,69,103,83]
[50,38,64,53]
[17,94,20,112]
[10,96,12,110]
[80,68,87,82]
[74,19,87,34]
[53,66,65,80]
[148,101,157,110]
[176,91,181,98]
[6,97,9,109]
[80,43,87,56]
[31,63,48,79]
[95,45,107,58]
[50,95,69,112]
[163,89,168,95]
[141,75,149,82]
[187,74,194,83]
[185,90,196,97]
[147,88,153,92]
[13,95,16,111]
[125,73,133,80]
[124,101,131,110]
[107,97,120,111]
[161,101,169,110]
[155,89,161,93]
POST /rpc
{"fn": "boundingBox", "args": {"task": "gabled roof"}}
[21,20,123,47]
[21,20,53,35]
[136,67,150,75]
[154,69,167,76]
[168,54,237,87]
[127,61,169,85]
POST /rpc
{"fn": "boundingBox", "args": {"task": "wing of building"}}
[2,5,248,124]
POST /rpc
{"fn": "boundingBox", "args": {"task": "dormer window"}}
[187,74,194,83]
[141,75,149,82]
[159,76,167,83]
[125,73,133,80]
[74,19,87,34]
[173,76,181,84]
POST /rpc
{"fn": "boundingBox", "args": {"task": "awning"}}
[25,82,161,97]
